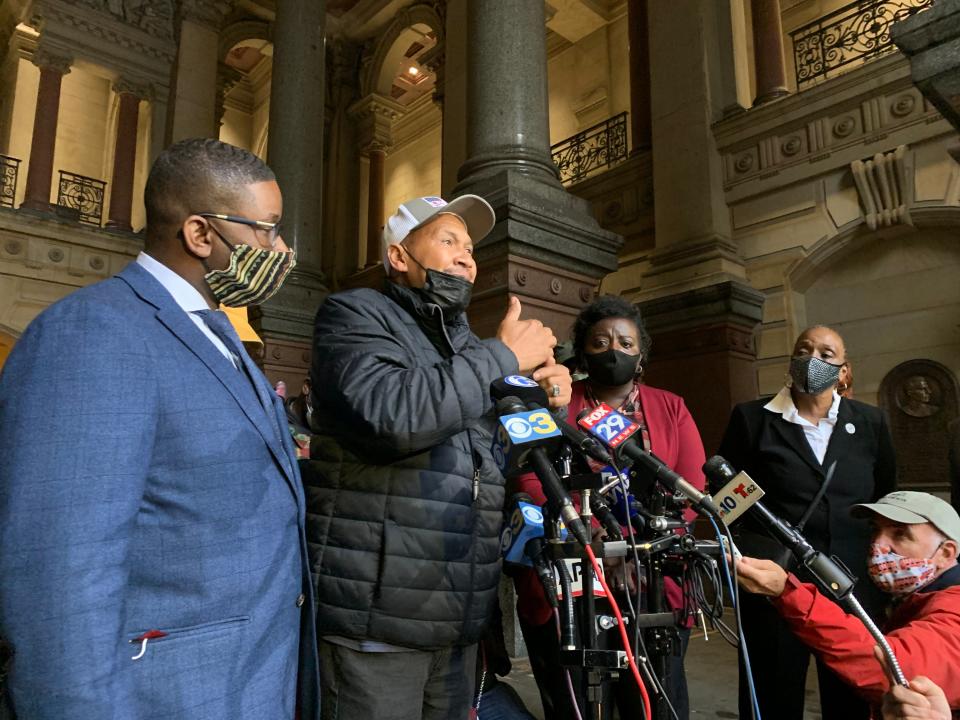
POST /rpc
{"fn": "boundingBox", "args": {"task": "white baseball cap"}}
[852,491,960,544]
[381,195,495,271]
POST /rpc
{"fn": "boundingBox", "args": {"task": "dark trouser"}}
[318,639,477,720]
[738,593,870,720]
[519,614,691,720]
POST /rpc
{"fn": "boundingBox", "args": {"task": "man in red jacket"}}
[735,491,960,711]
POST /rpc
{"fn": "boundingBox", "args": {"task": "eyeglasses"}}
[197,212,283,248]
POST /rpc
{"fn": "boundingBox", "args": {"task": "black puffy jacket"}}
[304,282,519,649]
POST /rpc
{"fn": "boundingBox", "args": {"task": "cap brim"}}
[850,502,929,524]
[412,194,495,244]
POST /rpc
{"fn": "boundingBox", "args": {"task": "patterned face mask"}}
[867,542,942,595]
[204,237,296,307]
[789,355,843,395]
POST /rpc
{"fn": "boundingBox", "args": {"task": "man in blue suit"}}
[0,138,319,719]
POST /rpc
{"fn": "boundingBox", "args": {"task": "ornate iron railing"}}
[551,111,628,185]
[57,170,106,226]
[0,154,19,208]
[790,0,935,90]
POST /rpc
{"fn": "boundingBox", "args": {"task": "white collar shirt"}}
[135,252,238,367]
[763,386,841,465]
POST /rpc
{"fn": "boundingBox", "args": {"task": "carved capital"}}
[348,93,406,152]
[113,77,151,100]
[31,48,72,75]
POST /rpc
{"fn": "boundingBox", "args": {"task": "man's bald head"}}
[144,138,275,247]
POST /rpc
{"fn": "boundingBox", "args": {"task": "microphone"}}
[589,492,623,540]
[492,395,590,547]
[490,376,613,466]
[578,403,718,515]
[702,456,855,598]
[703,455,911,687]
[500,493,562,608]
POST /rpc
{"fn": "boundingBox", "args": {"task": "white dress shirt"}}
[763,386,841,465]
[135,252,238,367]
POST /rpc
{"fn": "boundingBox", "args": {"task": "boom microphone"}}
[703,455,911,687]
[702,456,854,598]
[578,403,718,515]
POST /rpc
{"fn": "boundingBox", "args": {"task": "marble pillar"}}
[168,1,227,143]
[454,0,621,338]
[627,0,652,152]
[751,0,789,105]
[638,0,763,447]
[21,50,71,213]
[106,82,144,232]
[253,0,327,387]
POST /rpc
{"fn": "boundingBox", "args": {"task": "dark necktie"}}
[195,309,283,442]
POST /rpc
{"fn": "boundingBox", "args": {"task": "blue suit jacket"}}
[0,263,319,719]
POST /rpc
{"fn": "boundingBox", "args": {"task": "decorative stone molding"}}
[348,93,406,154]
[851,145,912,230]
[29,0,175,81]
[30,47,72,74]
[72,0,174,40]
[112,77,151,100]
[180,0,233,31]
[215,62,244,125]
[715,54,948,199]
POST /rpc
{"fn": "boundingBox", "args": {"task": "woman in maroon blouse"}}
[510,295,707,720]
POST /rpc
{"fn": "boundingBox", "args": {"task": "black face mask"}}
[584,348,640,387]
[403,248,473,317]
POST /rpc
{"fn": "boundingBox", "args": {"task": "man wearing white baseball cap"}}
[303,194,572,719]
[735,491,960,713]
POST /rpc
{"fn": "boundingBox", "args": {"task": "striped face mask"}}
[204,237,296,307]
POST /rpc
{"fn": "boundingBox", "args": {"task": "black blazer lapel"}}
[118,263,299,492]
[770,415,824,476]
[822,399,856,470]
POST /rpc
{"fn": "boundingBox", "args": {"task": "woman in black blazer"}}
[717,326,896,720]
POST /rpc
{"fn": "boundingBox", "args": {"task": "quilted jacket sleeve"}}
[310,290,519,457]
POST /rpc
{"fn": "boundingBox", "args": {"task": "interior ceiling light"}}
[408,66,419,76]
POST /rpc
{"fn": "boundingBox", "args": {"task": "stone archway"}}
[784,208,960,408]
[360,4,444,99]
[217,21,274,157]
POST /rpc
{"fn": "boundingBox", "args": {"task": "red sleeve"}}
[774,579,960,707]
[671,396,707,525]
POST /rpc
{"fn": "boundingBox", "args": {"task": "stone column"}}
[627,0,652,151]
[168,1,228,143]
[454,0,621,338]
[637,0,763,453]
[21,50,71,213]
[106,81,145,232]
[365,146,386,267]
[751,0,789,105]
[253,0,327,387]
[348,93,402,269]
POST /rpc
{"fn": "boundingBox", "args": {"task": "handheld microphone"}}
[703,456,911,687]
[578,403,718,515]
[493,395,590,547]
[490,377,614,466]
[702,456,855,599]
